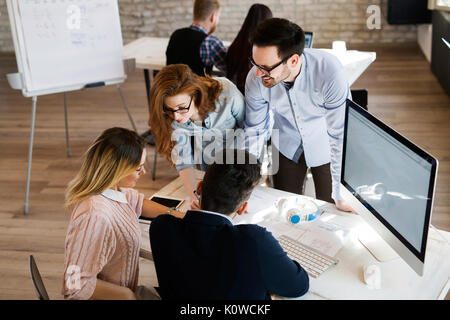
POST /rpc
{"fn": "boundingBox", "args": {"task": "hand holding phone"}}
[139,196,184,223]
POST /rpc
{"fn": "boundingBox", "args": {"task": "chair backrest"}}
[350,89,368,110]
[29,255,50,300]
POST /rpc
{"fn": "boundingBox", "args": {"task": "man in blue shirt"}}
[244,18,353,212]
[149,149,309,299]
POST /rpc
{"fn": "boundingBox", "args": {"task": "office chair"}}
[29,255,50,300]
[350,89,368,110]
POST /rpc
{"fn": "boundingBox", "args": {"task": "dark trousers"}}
[272,149,333,203]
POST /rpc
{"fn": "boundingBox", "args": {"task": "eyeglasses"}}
[249,55,292,76]
[163,96,193,115]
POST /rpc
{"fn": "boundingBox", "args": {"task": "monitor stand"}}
[358,229,399,262]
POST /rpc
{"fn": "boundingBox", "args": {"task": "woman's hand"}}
[189,194,201,210]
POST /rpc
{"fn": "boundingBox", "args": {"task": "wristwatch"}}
[166,207,177,216]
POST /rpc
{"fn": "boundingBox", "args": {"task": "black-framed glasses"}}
[163,96,193,115]
[249,55,292,76]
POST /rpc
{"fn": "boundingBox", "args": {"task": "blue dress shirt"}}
[244,48,351,200]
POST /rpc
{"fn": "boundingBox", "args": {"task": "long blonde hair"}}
[148,64,222,164]
[65,127,146,208]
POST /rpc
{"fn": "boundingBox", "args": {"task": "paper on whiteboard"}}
[258,213,351,257]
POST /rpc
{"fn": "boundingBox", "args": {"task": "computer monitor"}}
[304,31,314,48]
[340,99,438,276]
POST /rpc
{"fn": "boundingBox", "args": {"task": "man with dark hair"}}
[166,0,227,76]
[244,18,353,212]
[149,149,309,300]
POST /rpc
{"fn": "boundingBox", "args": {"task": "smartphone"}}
[139,196,184,223]
[150,196,183,208]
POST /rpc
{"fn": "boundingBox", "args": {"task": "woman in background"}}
[148,64,245,210]
[225,3,273,94]
[62,127,184,300]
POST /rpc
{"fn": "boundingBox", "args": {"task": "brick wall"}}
[0,0,417,52]
[0,1,12,52]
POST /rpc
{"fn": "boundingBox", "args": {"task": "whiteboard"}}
[6,0,126,97]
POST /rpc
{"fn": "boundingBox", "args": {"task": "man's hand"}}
[334,199,355,213]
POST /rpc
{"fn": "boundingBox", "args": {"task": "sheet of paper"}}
[233,186,354,257]
[247,187,279,214]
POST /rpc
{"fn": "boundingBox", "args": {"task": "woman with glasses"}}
[62,127,185,300]
[148,64,245,209]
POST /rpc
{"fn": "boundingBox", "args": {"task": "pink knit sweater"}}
[62,188,144,300]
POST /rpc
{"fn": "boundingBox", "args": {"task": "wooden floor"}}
[0,43,449,300]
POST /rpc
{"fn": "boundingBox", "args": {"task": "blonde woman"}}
[148,64,245,210]
[62,127,184,300]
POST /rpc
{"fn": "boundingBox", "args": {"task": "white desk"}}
[123,37,376,86]
[319,48,376,87]
[124,37,171,71]
[140,172,450,300]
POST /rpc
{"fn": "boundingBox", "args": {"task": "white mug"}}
[332,40,347,54]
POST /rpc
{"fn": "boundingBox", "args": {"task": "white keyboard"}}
[277,235,339,278]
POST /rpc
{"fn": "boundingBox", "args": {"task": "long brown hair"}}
[226,4,272,94]
[148,64,222,164]
[65,127,146,208]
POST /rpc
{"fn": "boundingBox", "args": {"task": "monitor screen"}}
[341,100,438,262]
[304,32,313,48]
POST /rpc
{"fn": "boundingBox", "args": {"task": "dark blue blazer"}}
[149,210,309,300]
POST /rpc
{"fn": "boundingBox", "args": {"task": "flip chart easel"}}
[6,0,137,214]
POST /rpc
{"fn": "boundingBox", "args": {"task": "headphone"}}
[275,197,320,224]
[286,206,319,224]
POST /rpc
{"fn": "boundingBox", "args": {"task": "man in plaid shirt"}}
[191,23,227,73]
[166,0,227,76]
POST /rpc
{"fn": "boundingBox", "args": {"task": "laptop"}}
[304,31,314,48]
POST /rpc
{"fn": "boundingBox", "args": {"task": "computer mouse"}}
[363,264,381,289]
